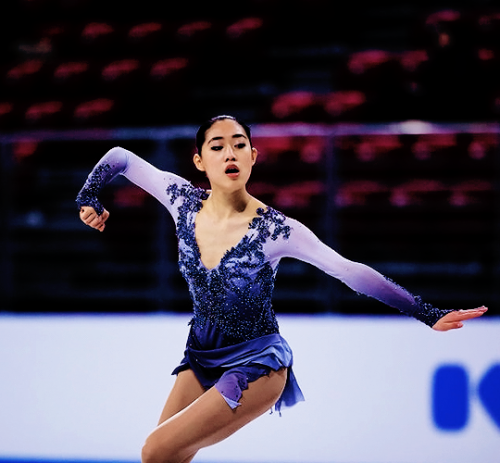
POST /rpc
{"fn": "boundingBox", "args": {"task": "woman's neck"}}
[203,187,254,219]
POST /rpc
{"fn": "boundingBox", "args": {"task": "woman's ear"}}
[251,147,258,166]
[193,153,205,172]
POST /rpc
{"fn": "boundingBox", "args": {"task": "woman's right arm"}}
[76,146,188,230]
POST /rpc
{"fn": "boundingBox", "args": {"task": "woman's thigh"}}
[157,369,206,425]
[144,368,287,463]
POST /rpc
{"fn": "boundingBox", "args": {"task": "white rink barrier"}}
[0,314,499,463]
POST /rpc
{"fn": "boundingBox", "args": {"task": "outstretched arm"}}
[277,217,488,330]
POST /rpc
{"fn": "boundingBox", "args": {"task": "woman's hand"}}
[432,306,488,331]
[79,206,109,232]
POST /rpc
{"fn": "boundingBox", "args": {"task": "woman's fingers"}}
[456,306,488,320]
[101,209,110,224]
[79,206,109,232]
[97,209,110,231]
[432,306,488,331]
[80,206,94,220]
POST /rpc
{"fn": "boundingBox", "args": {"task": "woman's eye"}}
[211,146,223,151]
[235,143,246,149]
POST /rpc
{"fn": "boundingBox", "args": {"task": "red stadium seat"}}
[0,102,14,117]
[335,180,389,207]
[347,50,396,74]
[226,17,264,39]
[449,179,493,206]
[390,179,446,207]
[324,91,366,117]
[6,60,44,80]
[354,135,402,162]
[177,20,213,39]
[53,61,90,81]
[25,101,63,122]
[101,59,140,81]
[74,98,115,120]
[271,91,317,119]
[150,57,189,79]
[12,139,39,160]
[468,134,498,160]
[128,22,163,40]
[411,134,457,160]
[274,181,325,209]
[113,185,150,208]
[81,22,115,41]
[254,137,296,163]
[399,50,429,72]
[248,181,325,209]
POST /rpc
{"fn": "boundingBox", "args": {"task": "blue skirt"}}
[172,332,304,413]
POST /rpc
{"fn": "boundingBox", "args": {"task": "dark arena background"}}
[0,1,499,463]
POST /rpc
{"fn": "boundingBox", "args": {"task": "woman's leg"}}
[142,368,287,463]
[157,369,206,425]
[151,369,206,463]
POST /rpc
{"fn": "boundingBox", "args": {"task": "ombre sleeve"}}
[76,146,190,222]
[274,217,453,327]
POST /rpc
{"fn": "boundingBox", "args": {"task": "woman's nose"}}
[225,148,236,161]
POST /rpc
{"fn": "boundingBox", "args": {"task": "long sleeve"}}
[274,217,452,327]
[76,146,189,222]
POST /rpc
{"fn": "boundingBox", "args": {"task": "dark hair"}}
[195,115,252,154]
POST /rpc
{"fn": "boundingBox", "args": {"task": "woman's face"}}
[193,118,257,190]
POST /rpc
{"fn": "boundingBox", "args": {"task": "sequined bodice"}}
[76,146,451,334]
[166,183,292,344]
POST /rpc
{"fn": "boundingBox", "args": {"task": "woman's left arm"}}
[278,217,487,330]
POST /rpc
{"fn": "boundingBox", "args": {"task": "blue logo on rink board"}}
[432,365,469,430]
[432,364,500,431]
[478,364,500,429]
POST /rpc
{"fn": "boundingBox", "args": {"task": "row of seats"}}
[335,133,498,161]
[1,97,119,126]
[7,31,498,80]
[71,178,492,211]
[2,77,498,128]
[37,18,268,52]
[8,132,497,166]
[6,57,190,83]
[336,179,494,208]
[1,3,499,129]
[19,10,500,59]
[3,90,500,129]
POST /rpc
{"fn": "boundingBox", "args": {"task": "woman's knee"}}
[141,431,196,463]
[141,437,160,463]
[141,434,180,463]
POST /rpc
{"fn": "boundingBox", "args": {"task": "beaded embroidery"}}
[76,163,111,215]
[166,182,288,343]
[383,276,452,327]
[412,295,453,327]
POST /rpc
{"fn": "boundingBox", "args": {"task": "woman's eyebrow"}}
[208,133,247,144]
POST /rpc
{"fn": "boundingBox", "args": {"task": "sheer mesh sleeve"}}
[76,146,190,222]
[273,217,452,327]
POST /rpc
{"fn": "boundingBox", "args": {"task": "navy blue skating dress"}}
[77,147,451,413]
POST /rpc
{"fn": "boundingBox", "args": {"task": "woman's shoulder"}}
[166,180,210,211]
[251,204,293,241]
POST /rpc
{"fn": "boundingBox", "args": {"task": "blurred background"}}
[1,1,499,462]
[1,0,500,317]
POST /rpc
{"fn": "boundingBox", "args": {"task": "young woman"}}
[77,115,487,463]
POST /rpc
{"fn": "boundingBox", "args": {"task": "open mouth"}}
[225,165,239,175]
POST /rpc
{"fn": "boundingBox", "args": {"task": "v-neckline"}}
[191,204,265,272]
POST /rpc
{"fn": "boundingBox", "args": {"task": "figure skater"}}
[76,115,487,463]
